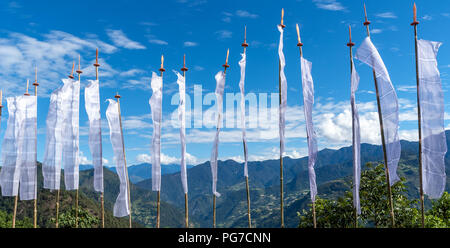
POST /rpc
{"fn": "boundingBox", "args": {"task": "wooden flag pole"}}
[411,3,425,228]
[347,26,358,228]
[75,55,83,228]
[156,55,165,229]
[241,26,252,228]
[296,23,317,229]
[93,49,105,228]
[181,54,189,228]
[279,8,286,229]
[363,3,395,228]
[212,49,230,229]
[115,92,132,228]
[33,67,39,228]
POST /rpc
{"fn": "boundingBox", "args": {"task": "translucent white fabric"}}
[85,80,103,193]
[238,53,249,177]
[210,71,225,197]
[106,99,130,217]
[0,95,37,200]
[149,72,162,192]
[350,60,361,215]
[62,78,80,190]
[175,71,188,194]
[418,39,447,199]
[277,25,287,158]
[43,87,65,190]
[301,57,318,202]
[355,37,401,185]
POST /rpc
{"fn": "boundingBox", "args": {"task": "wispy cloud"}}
[149,39,168,45]
[106,29,146,50]
[215,30,232,40]
[183,41,198,47]
[235,10,258,18]
[312,0,346,11]
[376,12,397,19]
[422,15,432,21]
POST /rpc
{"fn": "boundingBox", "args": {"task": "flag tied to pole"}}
[0,95,37,200]
[85,80,104,193]
[350,59,361,215]
[175,71,188,194]
[278,25,287,159]
[210,71,226,197]
[62,78,80,191]
[106,99,130,217]
[300,57,318,202]
[150,72,163,192]
[418,39,447,199]
[239,53,249,177]
[355,37,401,186]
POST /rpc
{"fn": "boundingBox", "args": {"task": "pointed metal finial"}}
[181,54,188,72]
[76,54,83,74]
[296,24,303,47]
[33,66,39,86]
[280,8,286,28]
[223,49,230,70]
[363,3,371,26]
[411,3,419,26]
[115,92,121,99]
[94,49,100,67]
[69,61,75,79]
[242,26,249,48]
[159,54,165,72]
[24,79,30,96]
[347,25,355,47]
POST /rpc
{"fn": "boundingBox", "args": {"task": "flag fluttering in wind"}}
[175,71,188,194]
[239,53,249,177]
[85,80,104,193]
[300,57,318,202]
[417,40,447,199]
[106,99,130,217]
[277,24,287,162]
[350,57,361,215]
[0,95,37,200]
[43,86,65,190]
[62,78,80,190]
[355,37,401,186]
[211,71,226,197]
[150,72,163,192]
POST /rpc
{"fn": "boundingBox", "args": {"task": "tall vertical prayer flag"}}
[85,80,104,193]
[355,37,401,186]
[239,53,249,177]
[106,99,130,217]
[278,25,287,159]
[175,71,188,194]
[350,60,361,215]
[300,57,318,202]
[0,95,37,200]
[150,72,163,192]
[417,40,447,199]
[210,71,226,197]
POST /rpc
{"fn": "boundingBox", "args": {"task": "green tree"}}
[0,210,34,228]
[51,207,99,228]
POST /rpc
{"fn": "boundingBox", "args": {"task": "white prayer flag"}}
[278,25,287,158]
[62,78,80,190]
[149,72,163,192]
[85,80,104,193]
[355,37,401,186]
[0,95,37,200]
[175,71,188,194]
[418,39,447,199]
[239,53,249,177]
[43,87,65,190]
[106,99,130,217]
[351,61,361,215]
[301,57,318,202]
[210,71,226,197]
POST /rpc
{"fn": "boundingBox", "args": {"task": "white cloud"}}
[371,29,383,34]
[149,39,168,45]
[422,15,432,21]
[216,30,232,39]
[136,152,200,165]
[120,69,145,77]
[106,29,146,49]
[376,12,397,19]
[312,0,346,11]
[235,10,258,18]
[397,85,416,93]
[183,41,198,47]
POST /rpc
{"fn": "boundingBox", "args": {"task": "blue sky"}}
[0,0,449,167]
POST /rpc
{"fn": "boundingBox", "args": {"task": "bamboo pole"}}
[241,26,252,228]
[181,54,189,228]
[156,55,165,229]
[295,23,317,228]
[363,4,395,228]
[212,49,230,229]
[347,26,358,228]
[93,49,105,228]
[279,8,285,229]
[33,67,39,228]
[115,93,132,228]
[410,3,425,228]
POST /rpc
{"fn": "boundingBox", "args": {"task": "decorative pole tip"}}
[76,54,83,74]
[347,26,355,47]
[411,3,419,26]
[159,55,165,72]
[94,49,100,67]
[363,3,371,26]
[115,92,121,99]
[181,54,188,72]
[296,24,303,47]
[24,79,30,96]
[33,66,39,86]
[223,49,230,69]
[242,26,249,47]
[280,8,286,28]
[69,61,75,79]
